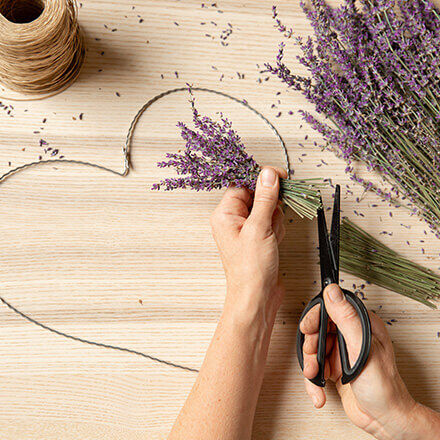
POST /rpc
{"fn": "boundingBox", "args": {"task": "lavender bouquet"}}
[267,1,440,236]
[153,101,325,219]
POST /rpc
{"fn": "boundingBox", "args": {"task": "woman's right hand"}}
[300,284,440,439]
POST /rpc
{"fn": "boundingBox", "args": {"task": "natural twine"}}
[0,0,85,99]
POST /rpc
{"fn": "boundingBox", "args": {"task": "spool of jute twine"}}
[0,0,85,100]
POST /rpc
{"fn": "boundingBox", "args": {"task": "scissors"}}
[296,185,372,387]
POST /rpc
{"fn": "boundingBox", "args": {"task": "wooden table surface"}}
[0,1,439,439]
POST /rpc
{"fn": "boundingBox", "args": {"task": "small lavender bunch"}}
[153,102,324,219]
[267,1,440,236]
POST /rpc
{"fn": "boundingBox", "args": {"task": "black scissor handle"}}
[296,293,328,387]
[338,289,371,384]
[297,289,371,387]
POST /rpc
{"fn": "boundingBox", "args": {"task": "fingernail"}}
[312,395,320,407]
[327,284,343,303]
[261,168,276,187]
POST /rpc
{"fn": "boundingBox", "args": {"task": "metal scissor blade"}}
[318,202,338,289]
[330,185,340,281]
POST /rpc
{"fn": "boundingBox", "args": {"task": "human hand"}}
[210,167,287,323]
[300,284,430,439]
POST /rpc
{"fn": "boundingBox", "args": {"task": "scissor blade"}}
[318,203,338,289]
[330,185,340,281]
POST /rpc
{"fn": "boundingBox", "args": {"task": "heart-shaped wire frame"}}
[0,87,290,373]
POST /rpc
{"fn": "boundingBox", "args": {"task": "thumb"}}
[324,284,363,363]
[249,167,280,231]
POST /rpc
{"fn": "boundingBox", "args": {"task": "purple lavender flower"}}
[153,95,324,219]
[267,1,440,236]
[152,102,260,192]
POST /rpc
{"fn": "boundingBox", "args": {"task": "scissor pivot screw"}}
[323,278,332,287]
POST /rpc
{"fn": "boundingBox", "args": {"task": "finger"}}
[304,377,326,409]
[272,204,285,227]
[335,380,356,414]
[329,332,342,381]
[219,186,253,216]
[272,166,288,179]
[299,303,321,335]
[273,221,286,244]
[368,310,391,348]
[303,332,335,356]
[272,206,286,244]
[324,356,332,380]
[303,352,319,379]
[323,284,363,365]
[303,333,319,355]
[248,167,280,233]
[211,188,252,236]
[326,332,336,356]
[335,380,350,406]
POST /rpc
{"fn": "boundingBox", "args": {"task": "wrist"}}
[402,402,440,440]
[223,286,280,329]
[378,400,440,440]
[219,299,275,365]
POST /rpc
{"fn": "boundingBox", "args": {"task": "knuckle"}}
[303,313,314,329]
[254,194,276,205]
[301,311,317,333]
[341,302,359,322]
[303,335,316,354]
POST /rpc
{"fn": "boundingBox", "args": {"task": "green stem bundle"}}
[340,219,440,309]
[280,178,325,219]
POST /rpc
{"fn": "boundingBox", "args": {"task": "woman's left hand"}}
[210,166,287,322]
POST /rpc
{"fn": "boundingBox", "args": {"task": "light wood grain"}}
[0,1,439,439]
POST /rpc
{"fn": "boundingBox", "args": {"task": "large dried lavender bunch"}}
[267,1,440,236]
[153,102,325,219]
[341,218,440,308]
